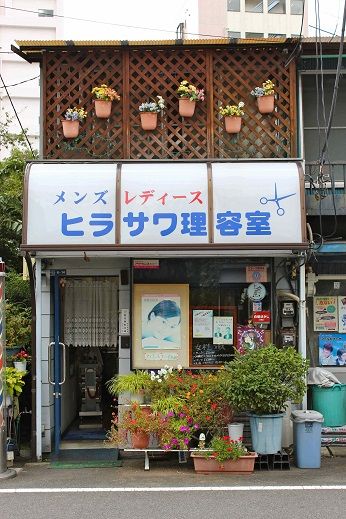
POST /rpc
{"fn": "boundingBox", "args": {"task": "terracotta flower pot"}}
[62,120,79,139]
[191,452,257,474]
[94,99,112,118]
[141,405,152,416]
[224,116,242,134]
[179,98,196,117]
[140,112,158,130]
[257,95,274,114]
[131,431,150,449]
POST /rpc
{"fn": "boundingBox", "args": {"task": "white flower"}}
[238,101,245,108]
[158,378,162,383]
[177,364,182,371]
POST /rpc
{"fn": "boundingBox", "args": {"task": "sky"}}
[61,0,345,40]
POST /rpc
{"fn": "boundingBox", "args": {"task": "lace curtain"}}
[63,277,118,348]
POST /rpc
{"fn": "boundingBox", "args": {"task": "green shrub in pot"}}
[106,370,152,403]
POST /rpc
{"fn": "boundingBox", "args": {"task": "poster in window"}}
[236,325,264,353]
[192,309,213,338]
[319,333,346,367]
[313,296,338,332]
[213,316,234,345]
[133,284,189,369]
[338,297,346,333]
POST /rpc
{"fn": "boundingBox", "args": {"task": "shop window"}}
[228,31,241,38]
[245,32,264,38]
[268,0,286,14]
[268,33,286,37]
[245,0,263,13]
[290,0,303,15]
[132,258,272,369]
[227,0,240,11]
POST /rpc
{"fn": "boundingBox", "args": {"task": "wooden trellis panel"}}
[43,45,296,160]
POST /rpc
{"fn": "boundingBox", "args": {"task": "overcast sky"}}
[61,0,344,40]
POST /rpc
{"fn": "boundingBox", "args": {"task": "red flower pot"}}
[140,112,158,130]
[131,431,150,449]
[62,120,79,139]
[257,95,274,114]
[179,98,196,117]
[224,116,242,134]
[94,99,112,118]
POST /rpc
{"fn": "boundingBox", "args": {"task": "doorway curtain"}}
[63,277,118,347]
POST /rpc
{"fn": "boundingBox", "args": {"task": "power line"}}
[0,75,39,88]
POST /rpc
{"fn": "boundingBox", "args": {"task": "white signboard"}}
[120,163,209,244]
[26,163,117,245]
[212,162,303,244]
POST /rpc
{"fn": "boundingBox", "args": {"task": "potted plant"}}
[61,107,87,138]
[191,435,257,474]
[108,402,161,449]
[220,344,309,454]
[91,83,120,118]
[219,101,245,133]
[11,349,31,372]
[177,80,205,117]
[5,367,26,406]
[107,370,152,404]
[139,96,165,130]
[250,79,275,114]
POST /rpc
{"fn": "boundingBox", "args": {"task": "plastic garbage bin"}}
[291,410,324,468]
[311,384,346,426]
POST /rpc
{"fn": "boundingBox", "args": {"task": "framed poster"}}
[190,306,237,367]
[236,325,265,354]
[313,296,338,332]
[132,284,189,368]
[319,333,346,367]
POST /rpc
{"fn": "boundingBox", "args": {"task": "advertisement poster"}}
[141,294,181,349]
[246,265,268,283]
[313,297,338,332]
[192,309,213,338]
[213,316,234,345]
[338,297,346,333]
[236,326,265,353]
[319,333,346,367]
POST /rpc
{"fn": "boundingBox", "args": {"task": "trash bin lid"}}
[291,410,324,422]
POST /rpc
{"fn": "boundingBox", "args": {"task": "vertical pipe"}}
[35,258,42,461]
[297,73,304,159]
[298,261,307,410]
[53,273,61,455]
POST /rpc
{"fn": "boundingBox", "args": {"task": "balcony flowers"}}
[61,107,87,139]
[139,95,165,130]
[219,101,245,134]
[91,84,121,118]
[250,79,275,114]
[177,80,205,117]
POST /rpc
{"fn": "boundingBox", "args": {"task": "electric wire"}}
[0,75,39,88]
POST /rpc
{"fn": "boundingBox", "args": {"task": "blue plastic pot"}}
[249,414,284,454]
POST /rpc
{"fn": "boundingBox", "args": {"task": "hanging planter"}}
[140,112,158,130]
[251,79,275,114]
[91,84,121,119]
[219,101,245,134]
[61,107,87,139]
[13,360,27,372]
[177,80,205,117]
[139,96,165,130]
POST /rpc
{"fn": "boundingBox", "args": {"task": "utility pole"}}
[0,259,16,479]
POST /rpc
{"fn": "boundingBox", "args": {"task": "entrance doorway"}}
[57,276,119,448]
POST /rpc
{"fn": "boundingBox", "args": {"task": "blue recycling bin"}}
[291,410,324,468]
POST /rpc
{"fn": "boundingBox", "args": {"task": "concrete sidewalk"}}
[1,452,345,489]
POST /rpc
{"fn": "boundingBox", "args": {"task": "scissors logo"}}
[260,183,296,216]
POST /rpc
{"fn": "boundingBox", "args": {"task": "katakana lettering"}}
[181,212,207,236]
[157,193,169,205]
[139,190,155,205]
[74,192,87,205]
[153,213,177,236]
[93,190,108,205]
[123,212,149,236]
[89,213,113,237]
[125,191,136,205]
[189,191,203,204]
[173,195,187,200]
[61,213,84,236]
[54,191,66,204]
[216,211,242,236]
[245,211,271,235]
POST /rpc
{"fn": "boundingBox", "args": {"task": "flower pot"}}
[140,112,158,130]
[131,431,150,449]
[94,99,112,118]
[224,116,242,134]
[257,95,274,114]
[179,98,196,117]
[13,360,27,372]
[62,120,79,139]
[141,405,152,416]
[249,414,284,454]
[191,452,257,474]
[228,422,244,442]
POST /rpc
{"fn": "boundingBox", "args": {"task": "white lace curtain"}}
[63,277,118,348]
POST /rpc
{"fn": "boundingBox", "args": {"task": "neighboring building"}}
[0,0,63,157]
[184,0,308,39]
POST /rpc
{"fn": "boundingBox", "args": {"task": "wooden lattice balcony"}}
[33,42,297,159]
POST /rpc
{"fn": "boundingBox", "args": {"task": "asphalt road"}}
[0,455,345,519]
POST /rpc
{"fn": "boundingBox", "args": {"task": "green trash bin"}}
[311,384,346,426]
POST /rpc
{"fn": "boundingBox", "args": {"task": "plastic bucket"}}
[311,384,346,427]
[249,414,283,454]
[228,423,244,442]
